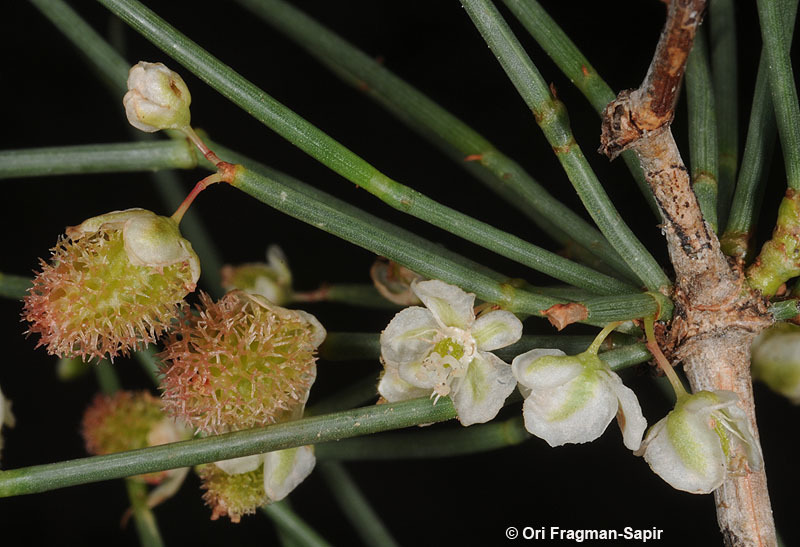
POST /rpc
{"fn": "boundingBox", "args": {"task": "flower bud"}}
[124,61,191,133]
[751,323,800,403]
[23,209,200,361]
[221,245,293,305]
[82,391,191,484]
[159,290,325,434]
[638,390,763,494]
[370,257,423,305]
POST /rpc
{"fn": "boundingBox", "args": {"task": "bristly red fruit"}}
[23,209,200,361]
[158,290,325,435]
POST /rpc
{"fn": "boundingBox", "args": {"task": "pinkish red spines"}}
[23,228,196,362]
[82,391,168,484]
[195,462,267,522]
[159,290,321,435]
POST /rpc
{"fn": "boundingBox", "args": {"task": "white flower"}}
[751,323,800,403]
[0,385,14,463]
[511,348,646,450]
[638,390,763,494]
[123,61,192,133]
[213,445,316,502]
[378,279,522,426]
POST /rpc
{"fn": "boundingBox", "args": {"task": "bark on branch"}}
[599,1,776,545]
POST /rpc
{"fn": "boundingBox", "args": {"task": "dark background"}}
[2,1,797,545]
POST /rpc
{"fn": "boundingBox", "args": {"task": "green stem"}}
[133,345,162,386]
[500,0,659,216]
[235,0,638,283]
[0,141,196,180]
[32,0,225,296]
[96,0,636,296]
[459,0,669,292]
[293,284,400,310]
[318,462,400,547]
[0,273,32,299]
[710,0,738,229]
[125,480,166,547]
[94,364,165,547]
[318,332,640,363]
[317,416,529,461]
[0,398,457,497]
[261,502,333,547]
[230,164,560,315]
[685,27,719,232]
[748,191,800,295]
[756,0,800,190]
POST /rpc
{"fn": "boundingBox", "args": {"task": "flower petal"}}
[521,368,618,447]
[452,352,516,426]
[600,370,647,451]
[472,310,523,351]
[263,445,316,502]
[378,364,431,402]
[641,409,726,494]
[512,349,581,390]
[412,280,475,330]
[214,453,263,475]
[380,306,437,365]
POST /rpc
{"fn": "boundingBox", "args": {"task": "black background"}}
[2,1,798,546]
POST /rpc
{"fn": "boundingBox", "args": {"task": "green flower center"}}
[432,337,465,363]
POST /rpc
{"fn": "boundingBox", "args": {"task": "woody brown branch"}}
[599,1,776,545]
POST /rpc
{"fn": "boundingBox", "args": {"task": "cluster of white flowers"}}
[378,279,763,495]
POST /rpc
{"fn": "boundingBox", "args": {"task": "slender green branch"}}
[318,332,640,363]
[756,0,800,190]
[96,0,640,296]
[459,0,669,292]
[94,363,164,547]
[0,141,196,180]
[133,345,162,386]
[0,398,458,497]
[0,273,31,299]
[125,479,166,547]
[316,416,528,461]
[500,0,659,216]
[306,374,380,417]
[720,49,779,258]
[685,27,719,232]
[293,284,400,310]
[33,0,225,296]
[261,502,333,547]
[318,462,400,547]
[235,0,638,282]
[710,0,738,228]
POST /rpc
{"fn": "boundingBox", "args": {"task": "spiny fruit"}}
[159,290,325,434]
[23,209,200,361]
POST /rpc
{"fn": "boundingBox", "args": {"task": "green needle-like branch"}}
[318,462,400,547]
[756,0,800,190]
[685,27,719,232]
[0,142,196,180]
[459,0,670,292]
[261,502,333,547]
[0,398,457,497]
[236,0,638,283]
[293,284,401,310]
[501,0,659,216]
[0,273,32,300]
[709,0,738,228]
[96,0,637,296]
